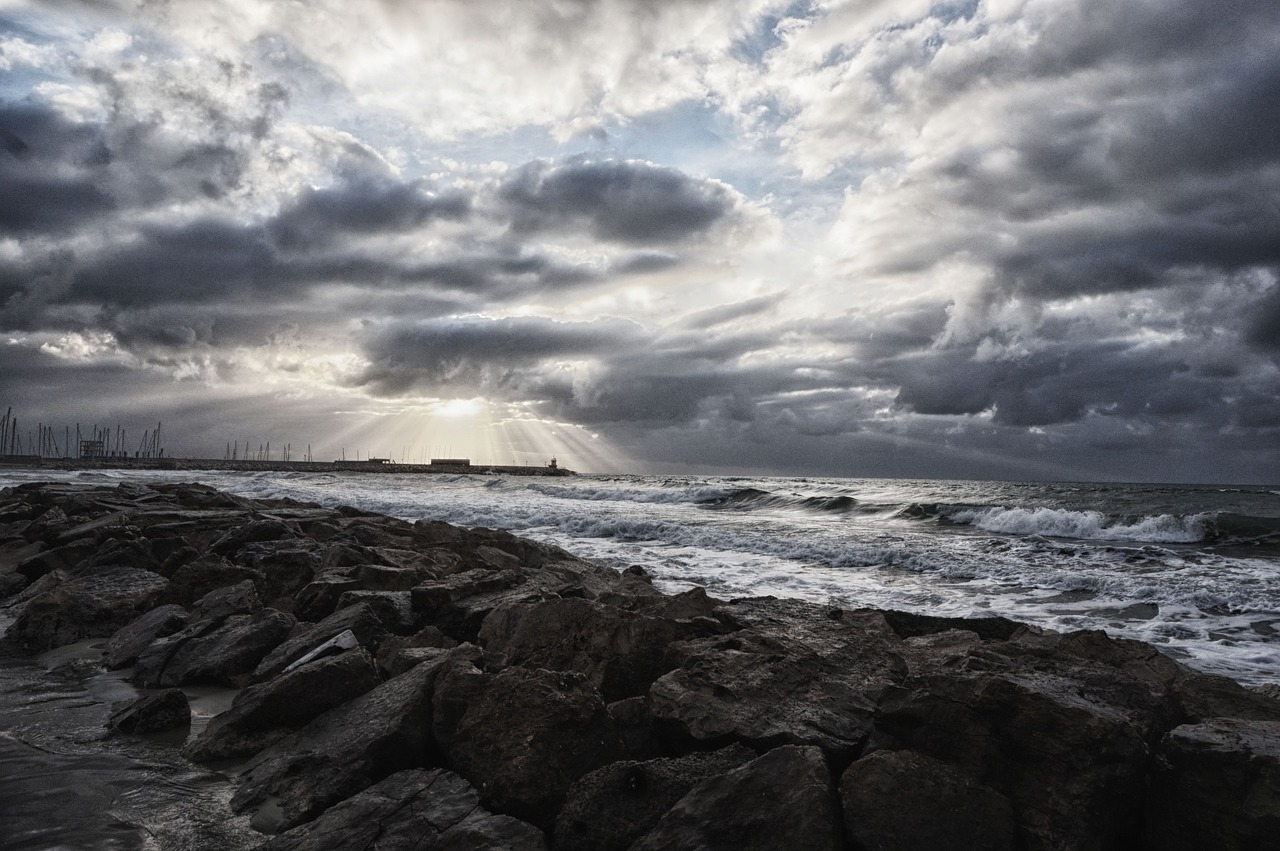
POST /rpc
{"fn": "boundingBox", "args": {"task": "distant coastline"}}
[0,457,575,476]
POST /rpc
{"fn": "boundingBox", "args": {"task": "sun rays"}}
[319,397,630,472]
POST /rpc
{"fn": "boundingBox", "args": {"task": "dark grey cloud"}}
[354,315,646,396]
[0,102,115,233]
[267,175,470,251]
[499,157,741,244]
[1247,284,1280,351]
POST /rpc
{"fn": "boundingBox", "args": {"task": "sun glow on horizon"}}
[320,397,632,473]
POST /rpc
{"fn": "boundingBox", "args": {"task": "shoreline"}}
[0,458,576,476]
[2,480,1279,850]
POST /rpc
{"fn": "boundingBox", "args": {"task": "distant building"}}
[80,439,106,459]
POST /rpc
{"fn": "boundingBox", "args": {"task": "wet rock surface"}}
[2,480,1280,850]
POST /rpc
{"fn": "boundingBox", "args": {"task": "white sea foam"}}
[948,506,1209,543]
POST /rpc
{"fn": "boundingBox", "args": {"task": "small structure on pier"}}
[430,458,471,467]
[80,439,106,460]
[548,457,557,470]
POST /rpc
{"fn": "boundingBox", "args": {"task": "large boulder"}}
[647,604,905,758]
[231,645,480,833]
[478,596,724,702]
[210,518,299,557]
[5,567,169,653]
[133,608,297,687]
[107,688,191,734]
[258,769,546,851]
[250,601,390,682]
[184,647,381,763]
[104,604,190,669]
[1147,718,1280,850]
[165,555,265,606]
[554,744,756,851]
[432,662,625,828]
[629,745,839,851]
[841,749,1016,851]
[192,579,262,620]
[872,670,1151,851]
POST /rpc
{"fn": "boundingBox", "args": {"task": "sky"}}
[0,0,1278,482]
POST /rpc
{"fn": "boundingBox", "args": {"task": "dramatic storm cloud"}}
[0,0,1277,481]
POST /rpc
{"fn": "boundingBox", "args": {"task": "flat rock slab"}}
[231,646,478,832]
[134,608,297,687]
[258,768,546,851]
[104,604,189,669]
[184,647,381,763]
[251,601,390,683]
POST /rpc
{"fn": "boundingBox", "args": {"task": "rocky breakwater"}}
[1,480,1279,850]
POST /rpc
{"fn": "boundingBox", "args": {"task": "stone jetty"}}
[1,480,1278,850]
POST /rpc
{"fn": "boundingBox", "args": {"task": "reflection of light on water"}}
[324,398,631,472]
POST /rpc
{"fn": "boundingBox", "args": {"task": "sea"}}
[2,468,1277,686]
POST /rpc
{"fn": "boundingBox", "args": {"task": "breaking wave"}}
[947,506,1210,543]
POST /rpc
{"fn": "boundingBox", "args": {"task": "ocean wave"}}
[948,506,1209,543]
[528,483,862,514]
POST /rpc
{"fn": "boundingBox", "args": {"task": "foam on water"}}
[948,506,1209,543]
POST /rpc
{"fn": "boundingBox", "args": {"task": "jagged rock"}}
[375,626,456,676]
[251,602,390,683]
[6,567,169,653]
[608,695,658,760]
[479,596,724,701]
[231,644,481,833]
[293,577,362,621]
[258,769,546,851]
[410,568,528,639]
[554,744,756,851]
[355,560,442,591]
[210,518,298,556]
[22,505,70,541]
[134,608,297,687]
[841,749,1016,851]
[432,662,625,828]
[282,629,360,673]
[0,570,28,598]
[184,647,381,763]
[166,555,265,606]
[629,745,839,851]
[16,540,97,579]
[104,604,190,669]
[335,590,416,633]
[232,541,321,601]
[872,670,1151,851]
[157,544,200,577]
[77,536,160,574]
[108,688,190,734]
[878,608,1026,642]
[647,604,905,758]
[193,579,262,620]
[1147,718,1280,850]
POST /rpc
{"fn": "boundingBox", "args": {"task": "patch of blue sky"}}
[729,0,818,65]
